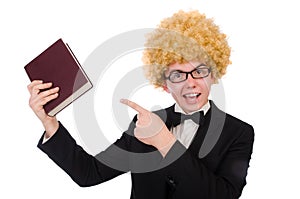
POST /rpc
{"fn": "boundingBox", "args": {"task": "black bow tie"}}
[172,111,204,127]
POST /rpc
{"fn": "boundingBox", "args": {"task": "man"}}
[27,10,254,199]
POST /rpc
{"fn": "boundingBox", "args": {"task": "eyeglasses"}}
[165,65,211,83]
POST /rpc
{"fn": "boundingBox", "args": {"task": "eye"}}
[173,72,181,78]
[170,71,183,80]
[195,68,202,75]
[192,67,210,78]
[192,68,204,77]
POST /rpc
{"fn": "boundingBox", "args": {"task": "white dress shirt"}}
[171,101,210,148]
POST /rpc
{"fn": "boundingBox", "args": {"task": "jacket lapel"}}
[198,101,226,158]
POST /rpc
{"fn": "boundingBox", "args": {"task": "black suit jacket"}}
[38,101,254,199]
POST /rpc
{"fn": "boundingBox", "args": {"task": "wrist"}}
[158,135,176,157]
[154,129,176,157]
[42,117,59,138]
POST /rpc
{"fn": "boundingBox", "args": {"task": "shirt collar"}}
[174,100,210,115]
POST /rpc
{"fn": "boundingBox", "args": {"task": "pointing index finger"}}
[120,99,148,114]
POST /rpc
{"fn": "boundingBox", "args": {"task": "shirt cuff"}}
[41,122,60,144]
[42,134,52,144]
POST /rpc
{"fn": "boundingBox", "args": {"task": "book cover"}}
[24,38,92,116]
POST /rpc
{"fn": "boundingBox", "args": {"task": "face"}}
[163,61,214,113]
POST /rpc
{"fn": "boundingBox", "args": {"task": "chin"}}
[182,98,208,113]
[180,103,201,113]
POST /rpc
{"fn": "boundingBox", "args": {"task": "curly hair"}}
[142,10,231,87]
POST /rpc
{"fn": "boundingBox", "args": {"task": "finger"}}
[30,92,59,109]
[31,82,53,96]
[39,86,60,98]
[120,99,148,114]
[136,113,152,126]
[40,92,59,106]
[27,80,43,93]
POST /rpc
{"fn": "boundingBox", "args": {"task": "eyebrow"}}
[168,63,207,74]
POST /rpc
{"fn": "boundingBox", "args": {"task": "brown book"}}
[24,38,92,116]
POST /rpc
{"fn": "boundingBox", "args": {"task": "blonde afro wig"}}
[142,10,231,87]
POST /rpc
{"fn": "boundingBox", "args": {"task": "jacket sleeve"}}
[37,121,131,187]
[162,123,255,199]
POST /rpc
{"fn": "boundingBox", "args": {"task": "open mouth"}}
[183,93,201,104]
[183,93,201,98]
[183,93,201,105]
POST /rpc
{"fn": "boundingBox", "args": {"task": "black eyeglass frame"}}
[164,65,211,83]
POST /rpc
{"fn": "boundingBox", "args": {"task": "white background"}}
[1,0,300,198]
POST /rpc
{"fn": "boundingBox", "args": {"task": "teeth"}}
[184,93,199,97]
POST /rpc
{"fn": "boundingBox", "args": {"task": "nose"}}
[185,73,197,87]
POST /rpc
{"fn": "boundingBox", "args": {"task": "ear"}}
[162,84,170,93]
[210,73,217,84]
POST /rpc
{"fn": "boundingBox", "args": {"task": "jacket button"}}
[166,176,176,189]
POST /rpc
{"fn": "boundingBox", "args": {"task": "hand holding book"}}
[27,80,59,137]
[25,38,92,136]
[24,39,92,116]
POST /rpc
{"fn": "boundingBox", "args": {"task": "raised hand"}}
[120,99,176,156]
[27,80,59,137]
